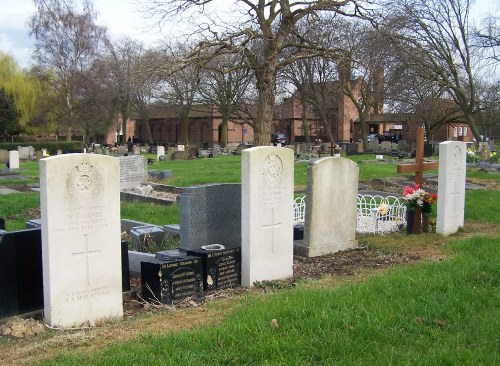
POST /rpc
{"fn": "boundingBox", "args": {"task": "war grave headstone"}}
[141,251,203,305]
[9,151,19,169]
[0,150,8,164]
[157,145,165,161]
[179,183,242,290]
[40,154,123,328]
[119,155,148,190]
[436,141,467,236]
[0,228,43,319]
[241,146,294,287]
[294,157,358,257]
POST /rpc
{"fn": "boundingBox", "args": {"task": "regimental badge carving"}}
[67,161,102,200]
[262,153,283,185]
[452,146,462,167]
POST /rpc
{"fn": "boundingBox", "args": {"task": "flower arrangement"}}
[403,184,437,213]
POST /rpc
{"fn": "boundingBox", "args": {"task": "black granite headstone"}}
[0,228,43,318]
[186,244,241,291]
[121,241,130,292]
[141,252,203,305]
[0,217,5,230]
[424,143,433,157]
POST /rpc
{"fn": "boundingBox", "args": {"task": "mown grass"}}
[0,192,39,230]
[44,236,499,365]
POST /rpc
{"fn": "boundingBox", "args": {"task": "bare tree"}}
[102,38,148,143]
[381,0,491,142]
[473,15,500,62]
[144,0,372,146]
[153,41,203,144]
[30,0,107,141]
[198,54,253,147]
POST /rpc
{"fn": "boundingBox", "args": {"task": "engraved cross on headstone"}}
[262,208,282,254]
[397,127,439,233]
[72,233,100,285]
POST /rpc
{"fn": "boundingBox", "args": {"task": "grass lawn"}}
[0,153,498,365]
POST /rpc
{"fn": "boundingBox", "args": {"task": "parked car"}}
[271,133,286,146]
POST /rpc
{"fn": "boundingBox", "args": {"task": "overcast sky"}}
[0,0,165,68]
[0,0,497,70]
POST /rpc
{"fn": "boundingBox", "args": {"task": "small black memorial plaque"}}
[186,244,241,291]
[141,250,203,305]
[0,228,43,318]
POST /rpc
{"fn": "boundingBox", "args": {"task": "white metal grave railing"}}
[292,194,406,234]
[356,194,406,234]
[293,195,306,224]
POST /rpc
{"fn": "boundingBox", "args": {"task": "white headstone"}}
[119,155,148,190]
[177,145,185,152]
[40,154,123,328]
[241,146,294,287]
[8,150,19,169]
[157,146,165,161]
[295,157,358,257]
[436,141,467,236]
[376,154,384,160]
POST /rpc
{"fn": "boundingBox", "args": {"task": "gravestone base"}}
[140,254,203,305]
[293,239,358,258]
[186,244,241,291]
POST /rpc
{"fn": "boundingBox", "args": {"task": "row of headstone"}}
[2,138,467,327]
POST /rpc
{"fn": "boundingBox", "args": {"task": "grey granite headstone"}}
[119,155,148,190]
[179,183,241,250]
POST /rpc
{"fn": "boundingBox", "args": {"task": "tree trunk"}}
[301,102,311,143]
[142,118,153,143]
[181,111,189,145]
[253,70,276,146]
[464,112,483,142]
[220,115,228,148]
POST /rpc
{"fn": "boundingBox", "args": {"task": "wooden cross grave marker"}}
[397,127,439,233]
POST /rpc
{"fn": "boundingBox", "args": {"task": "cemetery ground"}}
[0,155,499,365]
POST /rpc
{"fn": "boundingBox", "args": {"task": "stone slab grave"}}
[437,141,467,236]
[9,150,19,169]
[0,228,43,319]
[119,155,148,190]
[141,250,203,305]
[186,243,241,291]
[294,157,358,257]
[241,146,294,287]
[40,153,123,328]
[179,183,241,251]
[130,225,165,252]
